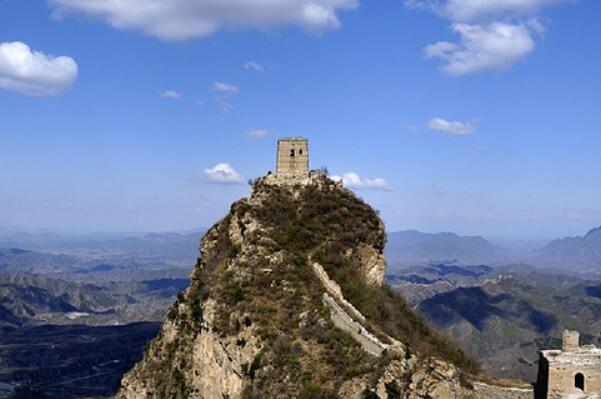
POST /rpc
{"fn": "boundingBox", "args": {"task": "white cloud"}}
[408,0,571,74]
[442,0,570,22]
[427,117,475,134]
[160,89,181,98]
[567,208,601,221]
[247,130,270,138]
[244,61,264,72]
[406,0,570,21]
[424,41,458,58]
[425,22,536,75]
[0,41,78,96]
[213,82,239,94]
[216,98,233,113]
[203,163,245,184]
[212,82,237,112]
[331,172,391,190]
[49,0,358,41]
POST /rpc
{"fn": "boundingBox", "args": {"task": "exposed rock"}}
[356,242,387,286]
[117,172,530,398]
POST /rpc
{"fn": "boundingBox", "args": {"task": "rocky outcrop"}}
[118,297,260,399]
[356,243,386,286]
[337,355,493,399]
[117,172,529,398]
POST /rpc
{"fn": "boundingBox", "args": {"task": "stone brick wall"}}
[473,382,533,399]
[276,138,309,176]
[323,293,387,357]
[539,344,601,398]
[563,330,580,352]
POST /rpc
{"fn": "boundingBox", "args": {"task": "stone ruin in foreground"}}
[537,330,601,399]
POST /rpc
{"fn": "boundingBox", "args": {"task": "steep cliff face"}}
[118,173,520,399]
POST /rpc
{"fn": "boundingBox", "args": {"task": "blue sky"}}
[1,0,600,239]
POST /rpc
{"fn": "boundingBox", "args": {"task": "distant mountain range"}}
[0,274,133,328]
[0,247,79,274]
[385,230,507,271]
[386,225,601,273]
[0,229,204,263]
[3,224,601,273]
[529,226,601,272]
[0,272,191,329]
[387,263,601,381]
[6,227,504,275]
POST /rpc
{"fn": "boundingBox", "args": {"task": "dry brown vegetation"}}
[133,175,479,398]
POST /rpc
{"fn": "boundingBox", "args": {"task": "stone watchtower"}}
[276,137,309,177]
[537,330,601,398]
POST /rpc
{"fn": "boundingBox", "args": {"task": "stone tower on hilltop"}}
[537,330,601,398]
[276,137,309,177]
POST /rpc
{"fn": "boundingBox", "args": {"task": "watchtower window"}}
[290,149,295,157]
[299,149,303,155]
[575,373,585,391]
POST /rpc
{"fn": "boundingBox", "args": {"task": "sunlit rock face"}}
[118,171,528,398]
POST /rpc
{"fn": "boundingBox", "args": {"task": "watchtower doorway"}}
[575,373,585,391]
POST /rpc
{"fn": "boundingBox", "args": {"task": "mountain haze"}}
[385,230,505,271]
[388,264,601,381]
[0,248,79,274]
[530,226,601,272]
[0,230,203,263]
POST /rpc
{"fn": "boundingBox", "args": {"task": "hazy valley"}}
[1,223,600,397]
[0,231,199,398]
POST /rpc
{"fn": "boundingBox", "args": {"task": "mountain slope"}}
[116,173,526,399]
[0,248,79,274]
[0,230,203,271]
[530,226,601,271]
[0,273,192,328]
[385,230,505,271]
[0,274,135,327]
[413,276,601,381]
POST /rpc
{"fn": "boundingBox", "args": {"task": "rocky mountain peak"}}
[117,172,526,399]
[585,226,601,239]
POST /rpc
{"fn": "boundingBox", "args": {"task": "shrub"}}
[173,175,479,399]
